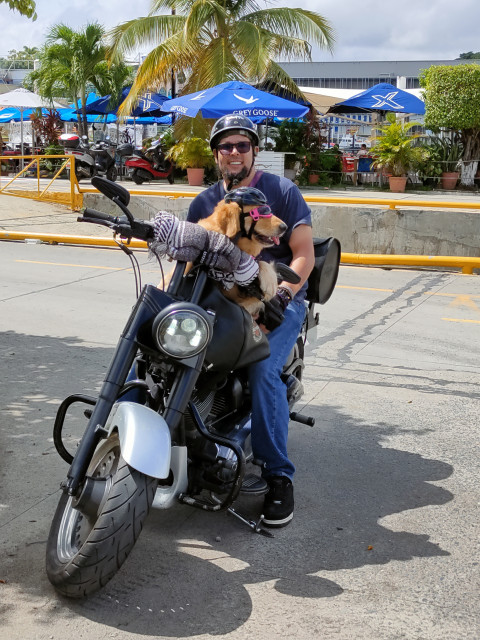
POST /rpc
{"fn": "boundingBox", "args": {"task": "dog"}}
[197,199,287,316]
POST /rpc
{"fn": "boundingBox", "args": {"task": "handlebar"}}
[78,207,154,241]
[83,207,118,222]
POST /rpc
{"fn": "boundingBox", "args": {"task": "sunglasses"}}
[217,141,252,155]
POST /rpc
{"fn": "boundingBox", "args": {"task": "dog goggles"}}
[248,205,272,221]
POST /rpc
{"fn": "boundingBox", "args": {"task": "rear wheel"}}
[106,165,118,182]
[46,434,157,598]
[132,170,145,185]
[73,164,93,182]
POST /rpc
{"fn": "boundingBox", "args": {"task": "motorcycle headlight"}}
[152,306,211,358]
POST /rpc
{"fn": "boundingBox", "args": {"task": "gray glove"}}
[150,211,259,288]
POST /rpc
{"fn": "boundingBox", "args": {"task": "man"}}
[188,114,315,527]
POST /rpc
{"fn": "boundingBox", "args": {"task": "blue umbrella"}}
[326,83,425,115]
[161,81,310,121]
[81,87,170,117]
[57,108,117,123]
[0,107,25,122]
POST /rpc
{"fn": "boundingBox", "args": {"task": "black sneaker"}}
[262,477,294,528]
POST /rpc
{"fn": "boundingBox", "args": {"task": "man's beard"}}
[218,164,251,187]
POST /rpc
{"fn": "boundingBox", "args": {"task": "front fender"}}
[105,402,171,479]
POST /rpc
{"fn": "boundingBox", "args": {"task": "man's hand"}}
[261,286,292,331]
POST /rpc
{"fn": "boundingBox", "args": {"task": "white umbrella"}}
[0,88,64,159]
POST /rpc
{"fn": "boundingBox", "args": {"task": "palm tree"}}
[107,0,334,116]
[26,23,108,136]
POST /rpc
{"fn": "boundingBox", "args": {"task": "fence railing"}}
[0,155,82,210]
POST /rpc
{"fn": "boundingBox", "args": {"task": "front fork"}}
[63,277,205,496]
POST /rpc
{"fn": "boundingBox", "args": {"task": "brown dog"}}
[197,200,287,316]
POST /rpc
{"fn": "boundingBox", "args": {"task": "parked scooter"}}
[59,133,95,182]
[120,138,174,184]
[45,176,340,598]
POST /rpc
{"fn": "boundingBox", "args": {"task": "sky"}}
[1,0,479,62]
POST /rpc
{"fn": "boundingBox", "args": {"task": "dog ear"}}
[218,202,241,238]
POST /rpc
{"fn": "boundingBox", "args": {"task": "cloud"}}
[1,0,479,61]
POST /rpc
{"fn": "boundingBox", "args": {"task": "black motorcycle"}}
[46,176,340,598]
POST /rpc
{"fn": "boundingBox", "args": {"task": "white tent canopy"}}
[0,88,63,156]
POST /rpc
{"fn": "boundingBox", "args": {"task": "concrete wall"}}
[83,193,480,257]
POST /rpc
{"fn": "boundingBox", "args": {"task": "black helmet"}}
[224,186,267,207]
[209,114,259,149]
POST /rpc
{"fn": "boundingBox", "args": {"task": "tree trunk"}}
[80,88,88,139]
[460,129,480,186]
[460,161,478,187]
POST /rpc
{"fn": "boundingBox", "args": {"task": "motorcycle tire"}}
[46,434,157,598]
[167,173,174,185]
[106,166,118,182]
[132,170,145,185]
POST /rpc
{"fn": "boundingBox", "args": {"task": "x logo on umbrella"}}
[370,91,404,109]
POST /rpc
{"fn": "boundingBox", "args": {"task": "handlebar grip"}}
[83,208,117,222]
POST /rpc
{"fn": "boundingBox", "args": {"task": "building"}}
[278,59,479,91]
[278,59,480,147]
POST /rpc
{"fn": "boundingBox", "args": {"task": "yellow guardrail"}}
[303,195,480,211]
[0,228,478,274]
[342,253,480,275]
[0,154,82,210]
[0,229,148,249]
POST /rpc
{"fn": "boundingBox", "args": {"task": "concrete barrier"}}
[83,193,480,258]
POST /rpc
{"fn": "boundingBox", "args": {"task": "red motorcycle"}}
[118,140,174,185]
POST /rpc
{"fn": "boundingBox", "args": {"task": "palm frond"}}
[106,15,186,61]
[181,37,243,92]
[244,8,335,53]
[184,0,226,38]
[259,60,309,101]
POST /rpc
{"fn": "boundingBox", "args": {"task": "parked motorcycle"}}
[120,138,174,184]
[89,137,118,182]
[45,176,340,598]
[59,133,95,182]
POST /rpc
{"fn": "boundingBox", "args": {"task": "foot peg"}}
[289,411,315,426]
[240,474,268,496]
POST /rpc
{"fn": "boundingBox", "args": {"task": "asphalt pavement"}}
[0,188,479,640]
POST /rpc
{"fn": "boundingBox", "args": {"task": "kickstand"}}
[209,493,274,538]
[227,506,274,538]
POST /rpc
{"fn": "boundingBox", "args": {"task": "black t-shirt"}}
[187,172,312,299]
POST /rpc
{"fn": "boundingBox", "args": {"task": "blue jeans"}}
[248,298,306,481]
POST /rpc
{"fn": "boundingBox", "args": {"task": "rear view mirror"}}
[91,175,130,206]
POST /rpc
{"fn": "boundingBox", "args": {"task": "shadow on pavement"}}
[0,330,453,636]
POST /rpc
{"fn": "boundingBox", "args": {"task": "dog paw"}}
[257,261,278,300]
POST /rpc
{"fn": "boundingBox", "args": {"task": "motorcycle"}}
[59,133,95,182]
[89,136,118,182]
[121,138,174,184]
[45,176,340,598]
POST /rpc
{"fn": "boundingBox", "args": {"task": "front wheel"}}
[46,435,157,598]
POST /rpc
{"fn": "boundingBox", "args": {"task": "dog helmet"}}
[225,187,273,239]
[224,186,268,207]
[209,115,259,150]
